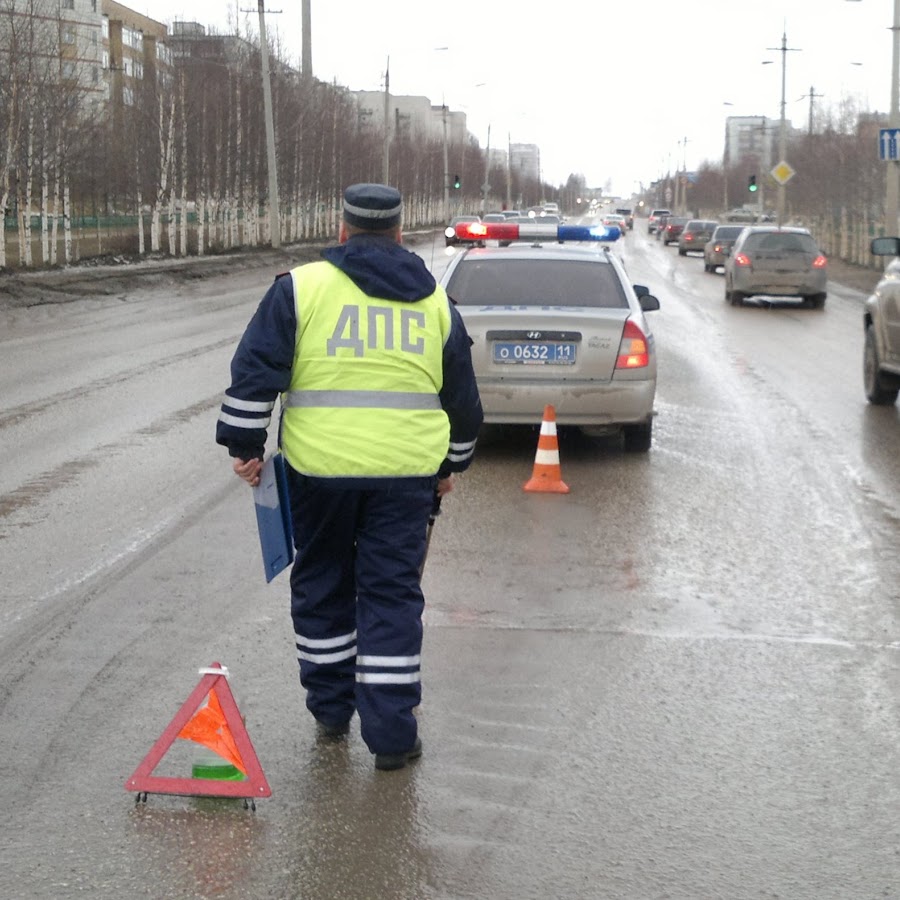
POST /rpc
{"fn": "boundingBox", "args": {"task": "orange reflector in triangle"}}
[523,404,570,493]
[178,686,246,774]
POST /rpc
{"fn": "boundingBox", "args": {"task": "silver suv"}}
[647,208,670,234]
[723,226,827,308]
[864,237,900,405]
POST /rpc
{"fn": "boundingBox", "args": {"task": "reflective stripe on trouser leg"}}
[354,483,433,756]
[288,470,359,726]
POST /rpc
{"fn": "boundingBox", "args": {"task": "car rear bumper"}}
[731,272,827,296]
[476,379,656,426]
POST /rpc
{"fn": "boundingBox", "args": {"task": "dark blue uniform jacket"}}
[216,233,483,481]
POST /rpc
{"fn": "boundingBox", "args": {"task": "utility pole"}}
[383,57,390,184]
[442,103,449,218]
[800,85,824,136]
[300,0,311,80]
[767,29,801,226]
[888,0,900,236]
[256,1,281,247]
[481,124,491,214]
[506,131,512,210]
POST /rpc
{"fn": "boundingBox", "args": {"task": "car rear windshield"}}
[743,232,817,253]
[714,226,744,239]
[446,259,629,308]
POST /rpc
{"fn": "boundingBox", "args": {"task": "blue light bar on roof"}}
[454,221,620,243]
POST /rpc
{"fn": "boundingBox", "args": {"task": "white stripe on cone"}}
[535,449,560,465]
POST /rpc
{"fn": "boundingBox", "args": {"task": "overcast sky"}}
[137,0,891,197]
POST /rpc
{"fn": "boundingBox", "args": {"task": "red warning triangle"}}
[125,662,272,801]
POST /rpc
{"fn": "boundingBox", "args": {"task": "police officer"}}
[216,184,483,771]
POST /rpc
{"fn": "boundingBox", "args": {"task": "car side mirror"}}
[639,294,660,312]
[633,284,648,298]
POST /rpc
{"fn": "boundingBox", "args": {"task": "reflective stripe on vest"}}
[281,261,451,478]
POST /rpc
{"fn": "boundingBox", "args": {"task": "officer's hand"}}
[436,475,454,498]
[233,457,262,486]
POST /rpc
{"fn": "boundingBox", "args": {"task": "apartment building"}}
[103,1,170,108]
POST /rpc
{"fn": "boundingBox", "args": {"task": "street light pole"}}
[257,0,281,248]
[767,30,800,226]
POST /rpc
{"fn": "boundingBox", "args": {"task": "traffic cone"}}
[523,405,570,493]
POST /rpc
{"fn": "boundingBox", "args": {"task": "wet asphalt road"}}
[0,228,897,900]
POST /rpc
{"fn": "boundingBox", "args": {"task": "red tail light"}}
[733,252,751,267]
[616,319,650,369]
[684,234,694,242]
[812,254,827,269]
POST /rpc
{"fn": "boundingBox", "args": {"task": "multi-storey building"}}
[509,143,540,183]
[353,90,469,147]
[103,1,170,109]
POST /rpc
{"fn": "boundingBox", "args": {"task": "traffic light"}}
[748,174,758,193]
[452,174,461,190]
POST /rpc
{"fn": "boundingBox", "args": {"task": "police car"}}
[440,219,661,450]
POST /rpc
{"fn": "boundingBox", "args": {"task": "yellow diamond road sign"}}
[771,160,796,185]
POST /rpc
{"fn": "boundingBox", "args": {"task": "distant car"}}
[703,224,746,272]
[615,208,634,229]
[602,213,628,234]
[648,208,671,234]
[660,216,690,245]
[863,237,900,405]
[500,210,523,219]
[482,213,507,224]
[678,219,718,256]
[723,225,827,308]
[445,215,482,247]
[440,220,661,450]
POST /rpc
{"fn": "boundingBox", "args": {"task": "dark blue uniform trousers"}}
[286,468,434,756]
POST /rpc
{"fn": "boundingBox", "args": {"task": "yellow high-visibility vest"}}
[281,261,451,477]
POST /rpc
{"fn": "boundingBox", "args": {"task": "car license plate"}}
[492,342,576,365]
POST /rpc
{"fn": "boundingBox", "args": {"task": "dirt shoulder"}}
[0,233,883,310]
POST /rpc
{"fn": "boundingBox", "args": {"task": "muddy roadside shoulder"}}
[0,231,444,311]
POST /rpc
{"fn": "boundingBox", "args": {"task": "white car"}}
[440,220,661,450]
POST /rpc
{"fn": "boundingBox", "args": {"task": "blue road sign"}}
[879,128,900,161]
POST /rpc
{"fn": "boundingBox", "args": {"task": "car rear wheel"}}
[678,249,687,257]
[806,293,826,309]
[622,420,652,453]
[864,324,900,405]
[729,289,745,307]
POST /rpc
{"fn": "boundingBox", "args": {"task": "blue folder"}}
[252,453,294,582]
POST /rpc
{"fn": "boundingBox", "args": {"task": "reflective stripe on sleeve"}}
[218,411,271,428]
[447,439,476,463]
[223,395,275,412]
